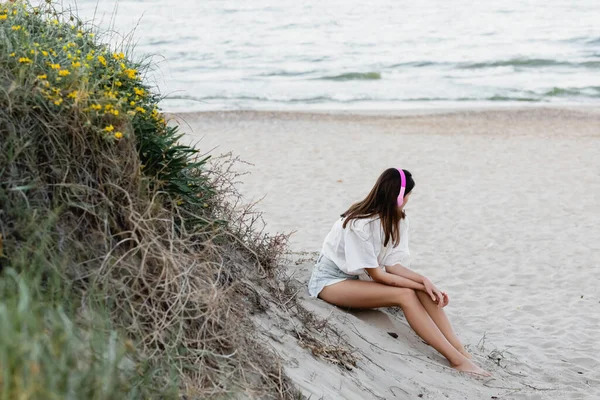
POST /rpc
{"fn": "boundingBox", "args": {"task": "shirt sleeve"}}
[382,245,408,266]
[382,218,410,266]
[343,221,380,274]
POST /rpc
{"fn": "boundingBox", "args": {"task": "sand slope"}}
[181,108,600,399]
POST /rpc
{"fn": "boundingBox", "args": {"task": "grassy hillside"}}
[0,1,296,398]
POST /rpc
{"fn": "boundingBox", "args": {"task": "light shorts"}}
[307,253,358,298]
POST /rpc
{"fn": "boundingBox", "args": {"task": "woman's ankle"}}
[448,352,469,368]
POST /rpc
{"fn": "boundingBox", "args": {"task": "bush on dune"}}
[0,1,295,398]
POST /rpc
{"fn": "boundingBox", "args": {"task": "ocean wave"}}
[543,86,600,97]
[166,94,545,104]
[456,59,599,70]
[585,37,600,45]
[459,58,572,69]
[388,61,442,68]
[165,94,363,103]
[387,58,600,70]
[580,61,600,68]
[317,72,382,81]
[165,89,600,105]
[257,70,319,77]
[486,95,539,102]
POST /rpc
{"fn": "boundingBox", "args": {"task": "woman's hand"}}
[422,277,445,307]
[440,291,450,308]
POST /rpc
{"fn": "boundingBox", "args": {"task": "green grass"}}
[0,269,179,400]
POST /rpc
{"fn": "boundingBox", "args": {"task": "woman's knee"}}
[395,288,418,306]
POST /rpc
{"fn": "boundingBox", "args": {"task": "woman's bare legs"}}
[415,291,472,358]
[319,280,489,375]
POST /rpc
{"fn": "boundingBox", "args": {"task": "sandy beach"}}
[179,107,600,399]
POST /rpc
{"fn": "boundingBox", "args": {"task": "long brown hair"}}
[342,168,415,247]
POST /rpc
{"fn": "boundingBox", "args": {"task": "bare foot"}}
[452,359,491,377]
[459,348,473,359]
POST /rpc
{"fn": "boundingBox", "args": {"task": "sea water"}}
[52,0,600,112]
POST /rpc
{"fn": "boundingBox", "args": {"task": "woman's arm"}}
[385,263,424,284]
[385,264,447,306]
[365,267,425,291]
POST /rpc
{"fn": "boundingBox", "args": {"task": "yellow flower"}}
[104,125,114,132]
[18,57,32,64]
[58,69,70,77]
[129,101,136,106]
[37,74,47,80]
[72,61,81,68]
[67,91,78,99]
[54,98,63,106]
[51,19,59,25]
[135,107,146,114]
[9,52,15,57]
[115,80,122,87]
[110,109,119,116]
[98,55,107,66]
[0,15,7,21]
[48,63,61,69]
[68,42,76,48]
[76,32,83,38]
[124,69,137,79]
[41,50,48,56]
[113,52,125,60]
[11,25,21,31]
[114,132,123,139]
[133,87,145,96]
[90,104,102,111]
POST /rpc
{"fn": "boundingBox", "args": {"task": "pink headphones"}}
[396,168,406,206]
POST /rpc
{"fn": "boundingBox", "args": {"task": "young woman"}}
[308,168,490,376]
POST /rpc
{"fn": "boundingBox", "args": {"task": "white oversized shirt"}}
[321,215,410,276]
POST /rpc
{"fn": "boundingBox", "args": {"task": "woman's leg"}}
[319,280,489,375]
[415,291,471,358]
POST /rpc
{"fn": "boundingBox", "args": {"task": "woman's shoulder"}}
[346,216,380,240]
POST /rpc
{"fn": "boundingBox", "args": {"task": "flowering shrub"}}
[1,0,212,213]
[0,2,298,399]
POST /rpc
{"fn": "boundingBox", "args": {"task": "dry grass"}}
[0,2,301,398]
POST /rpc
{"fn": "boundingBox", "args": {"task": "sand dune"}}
[181,108,600,399]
